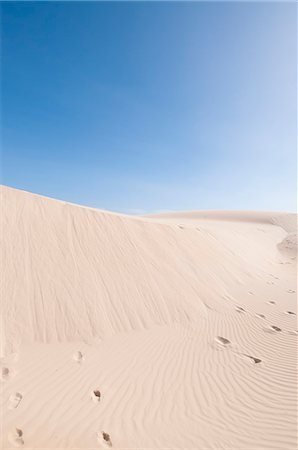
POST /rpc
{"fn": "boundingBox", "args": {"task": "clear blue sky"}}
[2,1,297,213]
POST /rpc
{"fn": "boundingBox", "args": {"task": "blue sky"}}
[2,1,296,213]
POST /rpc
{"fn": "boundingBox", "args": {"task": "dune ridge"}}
[1,185,297,449]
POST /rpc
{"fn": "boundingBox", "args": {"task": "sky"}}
[1,1,297,213]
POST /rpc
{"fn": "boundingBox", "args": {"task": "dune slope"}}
[1,185,297,449]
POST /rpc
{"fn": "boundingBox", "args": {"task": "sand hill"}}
[1,185,297,449]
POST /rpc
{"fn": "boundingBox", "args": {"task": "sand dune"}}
[1,185,297,449]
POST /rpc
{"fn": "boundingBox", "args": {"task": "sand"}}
[0,185,297,449]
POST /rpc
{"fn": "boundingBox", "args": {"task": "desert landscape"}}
[1,185,297,449]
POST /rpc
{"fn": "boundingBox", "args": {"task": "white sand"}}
[1,185,297,449]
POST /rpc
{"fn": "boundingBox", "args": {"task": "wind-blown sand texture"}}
[1,185,297,449]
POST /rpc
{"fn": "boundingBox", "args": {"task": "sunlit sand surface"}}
[1,186,297,449]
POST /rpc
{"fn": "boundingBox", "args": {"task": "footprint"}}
[215,336,231,346]
[271,326,282,332]
[97,431,112,447]
[91,390,101,403]
[235,306,245,313]
[178,225,184,229]
[73,351,84,363]
[285,311,296,316]
[244,355,262,364]
[9,428,24,447]
[269,274,279,280]
[287,330,298,336]
[1,367,10,381]
[8,393,22,409]
[249,356,262,364]
[248,291,254,295]
[255,313,266,319]
[267,281,274,285]
[287,289,296,294]
[267,301,276,305]
[264,325,282,334]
